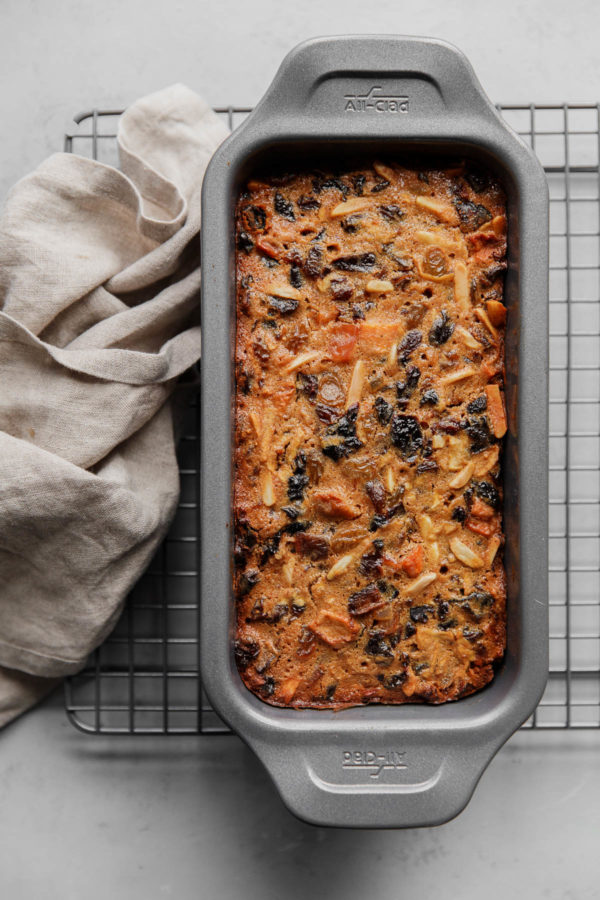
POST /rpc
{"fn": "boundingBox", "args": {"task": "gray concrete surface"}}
[1,0,599,897]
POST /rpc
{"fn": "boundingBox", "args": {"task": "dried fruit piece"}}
[312,610,360,648]
[313,489,360,520]
[279,676,301,703]
[329,322,359,363]
[348,583,385,616]
[293,532,330,559]
[486,299,507,327]
[401,545,424,577]
[390,414,423,457]
[428,310,454,345]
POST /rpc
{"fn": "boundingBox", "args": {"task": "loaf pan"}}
[200,35,549,828]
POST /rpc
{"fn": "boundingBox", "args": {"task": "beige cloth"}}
[0,84,229,727]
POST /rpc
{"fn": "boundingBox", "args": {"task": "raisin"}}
[465,416,494,453]
[325,684,337,700]
[293,532,330,559]
[237,230,254,253]
[410,605,435,624]
[452,506,467,523]
[297,194,321,210]
[274,191,295,220]
[379,204,404,221]
[304,245,323,278]
[252,334,270,362]
[333,253,377,272]
[268,295,298,315]
[475,480,500,509]
[417,460,438,473]
[396,366,421,402]
[404,622,417,638]
[233,521,257,567]
[234,639,259,669]
[423,247,448,278]
[241,205,266,231]
[290,264,303,288]
[438,619,458,631]
[368,502,404,532]
[259,677,276,697]
[340,216,360,234]
[463,627,483,642]
[467,395,487,414]
[465,168,490,193]
[371,179,390,192]
[390,414,423,457]
[398,329,422,363]
[374,397,393,425]
[352,174,366,194]
[384,672,407,689]
[297,372,318,401]
[454,198,492,232]
[319,176,349,196]
[428,310,454,345]
[348,583,383,616]
[359,540,384,576]
[420,389,439,407]
[464,591,495,608]
[364,632,393,658]
[287,474,309,501]
[316,403,340,424]
[330,277,354,302]
[282,506,300,520]
[438,417,461,434]
[237,569,260,598]
[365,480,386,513]
[437,600,450,620]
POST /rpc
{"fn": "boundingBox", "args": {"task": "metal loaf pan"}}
[200,35,549,828]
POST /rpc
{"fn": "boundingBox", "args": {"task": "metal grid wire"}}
[64,104,600,734]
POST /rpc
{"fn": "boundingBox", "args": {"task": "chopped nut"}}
[455,325,483,350]
[486,299,507,327]
[449,536,484,568]
[475,307,498,339]
[270,284,302,301]
[453,261,470,312]
[474,445,500,477]
[486,535,502,566]
[448,460,475,489]
[279,676,301,703]
[415,196,457,223]
[326,554,354,580]
[447,435,466,471]
[442,367,476,385]
[432,434,446,450]
[330,197,372,217]
[405,571,437,595]
[373,161,395,181]
[346,359,366,407]
[365,279,394,293]
[311,610,360,649]
[262,470,276,507]
[485,384,507,438]
[284,350,320,374]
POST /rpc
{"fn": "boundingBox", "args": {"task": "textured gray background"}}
[1,0,599,897]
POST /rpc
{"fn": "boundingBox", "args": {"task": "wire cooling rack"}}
[63,104,600,734]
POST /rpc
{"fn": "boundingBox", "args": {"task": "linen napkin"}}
[0,84,229,728]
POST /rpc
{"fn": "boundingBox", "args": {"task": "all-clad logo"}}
[342,750,408,779]
[344,86,409,114]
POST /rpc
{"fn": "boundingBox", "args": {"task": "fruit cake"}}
[233,159,507,708]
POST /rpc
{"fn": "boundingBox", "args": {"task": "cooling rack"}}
[63,104,600,734]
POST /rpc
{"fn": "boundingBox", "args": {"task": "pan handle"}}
[247,35,501,134]
[254,729,500,828]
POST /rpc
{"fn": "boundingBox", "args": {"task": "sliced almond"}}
[442,367,476,385]
[481,214,507,238]
[455,325,483,350]
[346,359,366,407]
[449,537,484,569]
[284,350,320,374]
[249,411,262,439]
[448,460,475,490]
[365,279,394,293]
[429,542,440,565]
[374,161,395,181]
[475,307,498,339]
[326,554,354,581]
[417,514,434,540]
[384,466,395,493]
[330,197,372,218]
[270,284,302,301]
[486,535,502,566]
[387,340,398,369]
[453,261,470,312]
[415,196,457,223]
[486,299,507,327]
[261,470,276,507]
[282,558,295,586]
[405,572,437,595]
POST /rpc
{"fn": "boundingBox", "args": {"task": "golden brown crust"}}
[233,160,507,709]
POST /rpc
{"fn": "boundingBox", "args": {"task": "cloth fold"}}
[0,84,229,728]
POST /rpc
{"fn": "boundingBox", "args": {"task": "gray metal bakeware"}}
[199,35,549,827]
